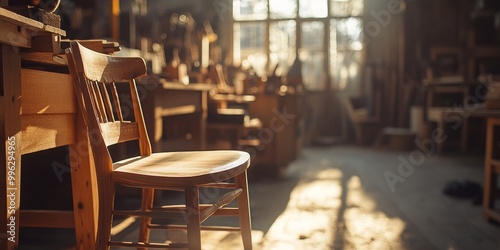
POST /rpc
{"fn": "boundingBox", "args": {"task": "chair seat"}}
[113,150,250,188]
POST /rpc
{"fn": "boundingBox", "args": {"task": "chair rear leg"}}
[97,184,116,250]
[236,171,252,249]
[185,186,201,250]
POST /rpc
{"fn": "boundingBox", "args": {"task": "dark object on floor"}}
[443,180,483,205]
[472,192,483,206]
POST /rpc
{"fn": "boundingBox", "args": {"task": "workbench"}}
[468,109,500,224]
[443,107,500,223]
[0,7,98,249]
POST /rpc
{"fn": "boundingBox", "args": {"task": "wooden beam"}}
[0,19,30,48]
[19,210,75,228]
[21,68,76,115]
[20,114,76,155]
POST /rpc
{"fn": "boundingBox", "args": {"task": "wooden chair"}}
[65,41,252,249]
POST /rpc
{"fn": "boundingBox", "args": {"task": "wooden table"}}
[247,93,302,178]
[446,108,500,223]
[467,109,500,223]
[141,79,214,152]
[206,92,261,149]
[422,80,475,153]
[0,8,98,249]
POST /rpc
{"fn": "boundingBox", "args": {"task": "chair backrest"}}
[66,41,152,162]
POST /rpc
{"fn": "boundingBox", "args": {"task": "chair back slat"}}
[111,83,124,121]
[90,80,108,122]
[99,81,116,122]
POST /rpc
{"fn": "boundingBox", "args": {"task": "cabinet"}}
[246,94,302,178]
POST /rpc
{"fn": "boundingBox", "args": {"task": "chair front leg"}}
[236,171,253,250]
[138,188,155,248]
[185,186,201,250]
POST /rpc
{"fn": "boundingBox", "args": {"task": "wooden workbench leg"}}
[200,90,207,150]
[483,118,500,220]
[154,108,163,152]
[70,113,98,249]
[483,118,499,220]
[460,117,468,153]
[0,45,22,250]
[437,120,445,154]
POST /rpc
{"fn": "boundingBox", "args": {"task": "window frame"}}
[232,0,365,91]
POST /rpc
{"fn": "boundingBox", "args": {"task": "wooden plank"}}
[0,7,43,30]
[61,39,121,54]
[5,6,61,28]
[159,105,196,116]
[0,18,30,48]
[20,113,76,155]
[19,210,74,228]
[1,44,22,250]
[21,52,65,65]
[0,7,65,36]
[21,33,61,53]
[21,68,75,115]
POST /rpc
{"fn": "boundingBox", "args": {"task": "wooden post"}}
[111,0,120,42]
[70,112,98,249]
[0,44,22,250]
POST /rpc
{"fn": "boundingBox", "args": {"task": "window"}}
[330,17,363,92]
[299,0,328,18]
[233,0,267,20]
[300,21,325,91]
[233,0,364,91]
[269,20,296,76]
[233,22,267,76]
[269,0,297,19]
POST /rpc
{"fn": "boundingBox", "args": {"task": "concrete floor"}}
[19,146,500,249]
